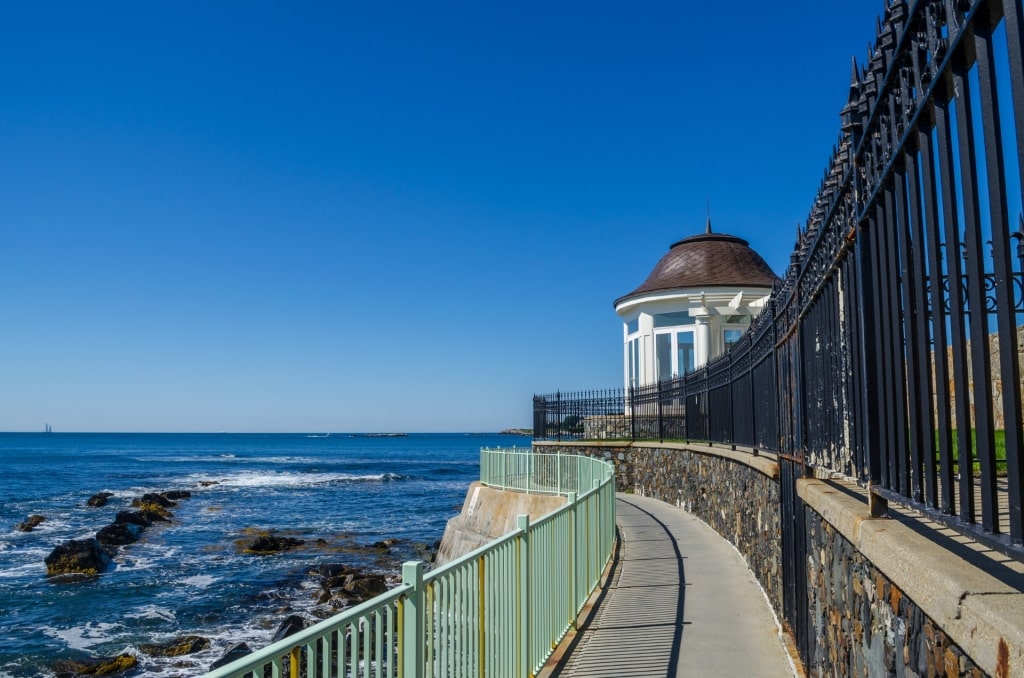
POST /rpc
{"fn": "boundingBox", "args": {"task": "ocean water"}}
[0,432,509,677]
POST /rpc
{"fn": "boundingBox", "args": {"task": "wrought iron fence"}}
[536,0,1024,575]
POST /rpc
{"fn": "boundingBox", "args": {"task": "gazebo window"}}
[654,312,693,328]
[656,329,695,380]
[724,328,744,351]
[677,332,695,374]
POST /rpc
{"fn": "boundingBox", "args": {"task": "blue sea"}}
[0,432,512,677]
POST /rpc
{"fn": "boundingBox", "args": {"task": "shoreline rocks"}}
[44,488,194,579]
[16,514,46,532]
[44,538,113,577]
[85,492,113,508]
[52,653,137,677]
[95,523,143,546]
[245,535,305,554]
[138,635,211,657]
[210,642,253,670]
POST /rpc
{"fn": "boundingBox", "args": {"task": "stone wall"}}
[805,508,984,678]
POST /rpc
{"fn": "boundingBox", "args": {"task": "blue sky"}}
[1,1,883,432]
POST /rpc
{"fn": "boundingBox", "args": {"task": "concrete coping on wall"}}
[799,477,1024,678]
[533,439,779,480]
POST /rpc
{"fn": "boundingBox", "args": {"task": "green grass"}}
[936,429,1008,476]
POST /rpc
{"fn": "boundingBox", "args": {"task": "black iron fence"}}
[536,0,1024,574]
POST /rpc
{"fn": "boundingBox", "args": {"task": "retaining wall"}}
[434,481,566,566]
[535,440,1024,678]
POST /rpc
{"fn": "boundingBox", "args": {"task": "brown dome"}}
[615,231,779,307]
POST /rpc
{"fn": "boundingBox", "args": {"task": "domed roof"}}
[615,226,779,308]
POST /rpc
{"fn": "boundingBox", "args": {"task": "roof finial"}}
[705,200,712,234]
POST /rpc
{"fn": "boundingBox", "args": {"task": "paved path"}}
[546,494,796,678]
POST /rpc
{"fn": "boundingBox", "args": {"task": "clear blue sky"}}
[1,1,882,432]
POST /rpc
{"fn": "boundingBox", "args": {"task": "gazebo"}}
[614,221,780,389]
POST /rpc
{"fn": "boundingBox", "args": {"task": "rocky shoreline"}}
[16,483,436,676]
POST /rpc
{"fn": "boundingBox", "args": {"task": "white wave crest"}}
[203,471,404,489]
[180,574,217,588]
[125,604,176,622]
[42,621,124,651]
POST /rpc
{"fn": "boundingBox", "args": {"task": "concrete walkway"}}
[544,494,797,678]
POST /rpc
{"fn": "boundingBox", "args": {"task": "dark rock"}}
[271,614,309,643]
[95,523,143,546]
[210,642,252,670]
[162,490,192,501]
[246,535,304,553]
[198,480,220,487]
[113,510,151,527]
[16,515,46,532]
[319,572,390,606]
[139,508,172,523]
[343,574,388,600]
[139,635,210,657]
[52,653,137,676]
[44,538,114,577]
[86,492,114,508]
[131,493,175,520]
[315,563,358,579]
[132,493,175,508]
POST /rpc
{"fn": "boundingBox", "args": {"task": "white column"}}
[622,323,629,391]
[639,313,654,386]
[694,315,711,368]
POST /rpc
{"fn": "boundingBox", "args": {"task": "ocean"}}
[0,432,512,677]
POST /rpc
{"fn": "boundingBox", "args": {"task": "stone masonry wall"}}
[805,506,984,678]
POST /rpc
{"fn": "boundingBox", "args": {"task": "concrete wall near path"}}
[535,440,1024,678]
[434,481,566,566]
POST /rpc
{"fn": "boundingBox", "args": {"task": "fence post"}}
[657,378,664,442]
[592,479,601,585]
[567,491,577,629]
[516,514,531,678]
[556,391,562,442]
[557,449,562,496]
[401,561,424,678]
[629,385,637,441]
[527,450,532,495]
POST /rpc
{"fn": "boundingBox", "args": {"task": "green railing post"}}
[527,451,532,494]
[556,449,561,496]
[567,492,577,629]
[402,561,424,678]
[516,514,531,678]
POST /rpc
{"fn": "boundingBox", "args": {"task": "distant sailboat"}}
[44,423,52,434]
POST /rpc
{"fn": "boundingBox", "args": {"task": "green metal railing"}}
[203,447,616,678]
